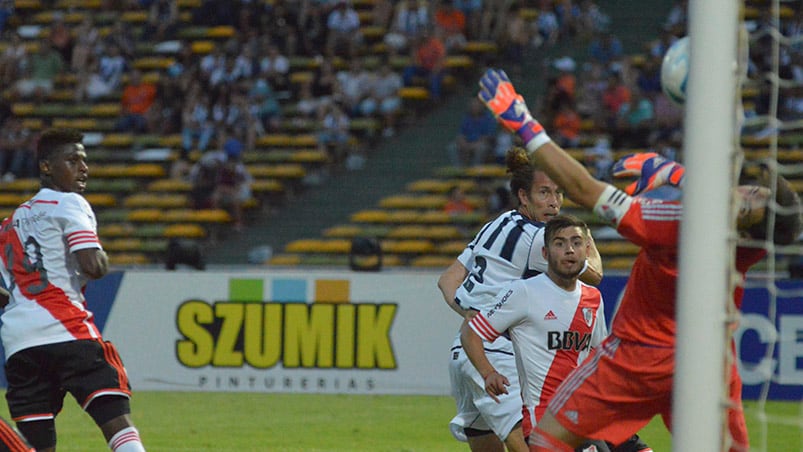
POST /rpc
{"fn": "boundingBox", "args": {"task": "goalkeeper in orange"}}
[477,68,802,452]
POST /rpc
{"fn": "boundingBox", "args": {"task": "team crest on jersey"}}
[582,308,594,327]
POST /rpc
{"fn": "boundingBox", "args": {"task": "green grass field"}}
[2,392,798,451]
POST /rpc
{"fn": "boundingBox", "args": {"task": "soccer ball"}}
[660,36,690,105]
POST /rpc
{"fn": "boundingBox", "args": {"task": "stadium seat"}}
[409,255,454,268]
[381,239,435,255]
[163,223,207,239]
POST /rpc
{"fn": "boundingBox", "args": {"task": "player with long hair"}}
[438,146,602,452]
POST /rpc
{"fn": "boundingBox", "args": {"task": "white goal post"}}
[673,0,741,451]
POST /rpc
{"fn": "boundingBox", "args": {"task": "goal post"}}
[673,0,741,451]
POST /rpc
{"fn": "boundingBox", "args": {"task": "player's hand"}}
[478,69,548,148]
[612,152,685,196]
[483,370,510,403]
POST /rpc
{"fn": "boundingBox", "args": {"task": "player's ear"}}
[542,245,547,260]
[39,159,50,176]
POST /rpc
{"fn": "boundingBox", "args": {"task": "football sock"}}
[108,427,145,452]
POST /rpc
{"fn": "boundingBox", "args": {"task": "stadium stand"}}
[0,0,799,271]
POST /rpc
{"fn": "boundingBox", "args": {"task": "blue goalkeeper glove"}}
[477,69,552,150]
[612,152,686,196]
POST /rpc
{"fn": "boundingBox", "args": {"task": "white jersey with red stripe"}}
[0,188,104,359]
[468,273,607,424]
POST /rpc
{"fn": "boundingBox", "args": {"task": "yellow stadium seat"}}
[386,210,421,223]
[247,164,306,180]
[410,255,455,268]
[438,240,467,255]
[250,179,284,194]
[379,195,446,209]
[108,252,150,266]
[188,209,231,223]
[121,10,148,23]
[11,103,35,116]
[0,193,28,206]
[89,103,122,117]
[267,253,302,266]
[351,210,390,223]
[99,223,135,238]
[190,40,215,54]
[445,55,473,70]
[463,41,498,54]
[286,239,325,253]
[127,209,163,222]
[323,225,363,238]
[1,178,39,192]
[381,239,434,254]
[207,26,236,38]
[147,179,192,192]
[163,223,206,239]
[84,193,117,208]
[465,165,507,178]
[104,238,144,252]
[124,194,188,209]
[101,134,134,148]
[133,57,175,70]
[399,86,429,101]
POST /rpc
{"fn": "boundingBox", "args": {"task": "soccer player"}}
[460,214,609,452]
[0,129,147,452]
[438,146,606,451]
[477,68,802,452]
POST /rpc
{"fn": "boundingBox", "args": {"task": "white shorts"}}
[448,333,522,441]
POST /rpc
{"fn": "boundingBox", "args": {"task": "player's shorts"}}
[448,335,522,442]
[547,336,674,446]
[5,339,132,423]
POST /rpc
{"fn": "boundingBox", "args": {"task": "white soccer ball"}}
[660,36,690,105]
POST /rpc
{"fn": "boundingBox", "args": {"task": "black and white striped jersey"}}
[454,209,548,313]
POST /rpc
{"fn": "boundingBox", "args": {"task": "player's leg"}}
[529,410,586,452]
[501,422,528,452]
[4,345,63,451]
[471,349,527,451]
[61,340,145,451]
[465,427,505,452]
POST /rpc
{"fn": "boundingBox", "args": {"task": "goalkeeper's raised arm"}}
[477,69,608,211]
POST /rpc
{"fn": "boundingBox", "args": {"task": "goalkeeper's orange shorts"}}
[546,336,749,451]
[546,336,673,446]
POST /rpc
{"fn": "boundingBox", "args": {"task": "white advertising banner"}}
[98,269,461,395]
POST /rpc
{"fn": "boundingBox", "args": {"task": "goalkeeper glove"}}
[477,69,552,151]
[611,152,685,196]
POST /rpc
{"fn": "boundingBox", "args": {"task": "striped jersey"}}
[0,188,104,359]
[468,274,606,423]
[455,209,548,312]
[592,186,766,347]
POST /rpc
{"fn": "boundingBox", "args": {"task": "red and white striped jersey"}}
[0,188,104,359]
[468,274,606,423]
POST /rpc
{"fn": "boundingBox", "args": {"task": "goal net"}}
[675,0,803,451]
